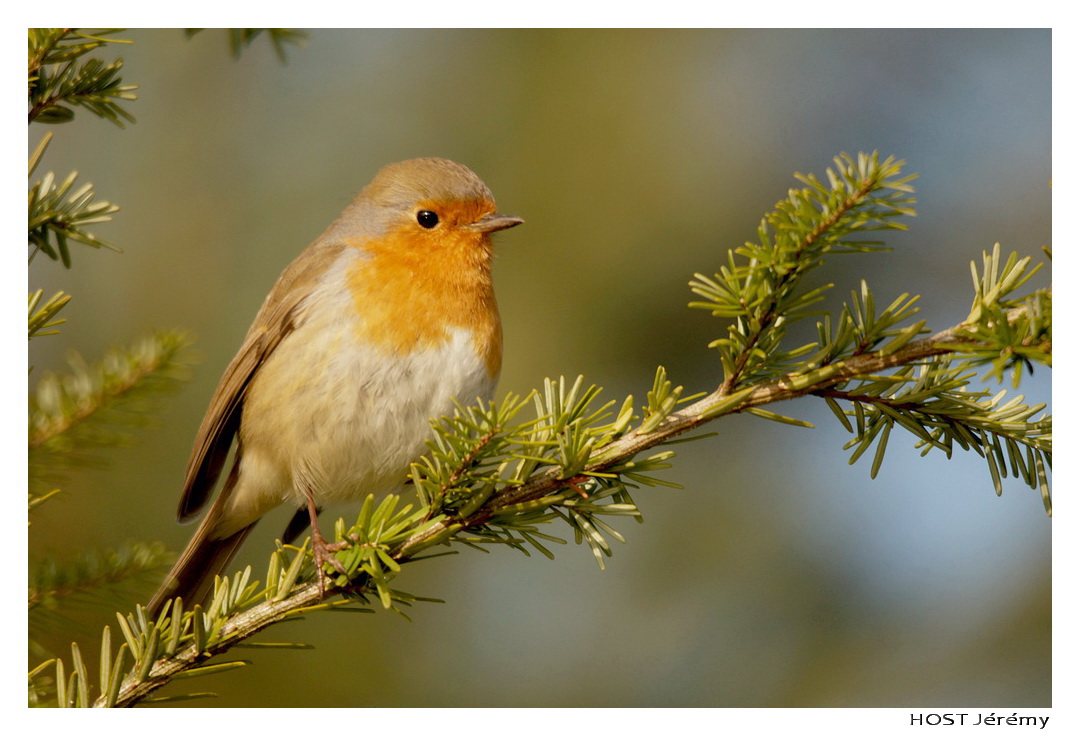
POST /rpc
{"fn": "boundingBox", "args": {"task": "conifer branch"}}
[28,289,72,339]
[184,28,308,61]
[28,156,121,266]
[29,152,1048,708]
[28,331,192,505]
[30,542,173,612]
[29,331,192,452]
[28,29,136,126]
[90,271,1050,709]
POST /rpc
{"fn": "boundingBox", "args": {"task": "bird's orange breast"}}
[344,207,502,379]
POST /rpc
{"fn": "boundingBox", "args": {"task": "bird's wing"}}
[177,241,348,521]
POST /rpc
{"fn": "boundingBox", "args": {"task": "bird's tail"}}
[148,521,255,615]
[149,461,257,616]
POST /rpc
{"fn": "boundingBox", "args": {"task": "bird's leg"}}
[303,485,347,596]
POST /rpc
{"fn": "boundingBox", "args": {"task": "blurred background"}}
[28,29,1051,707]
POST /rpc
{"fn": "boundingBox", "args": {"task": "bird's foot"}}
[565,476,590,499]
[309,522,348,597]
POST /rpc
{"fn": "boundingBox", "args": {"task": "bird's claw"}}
[310,526,348,596]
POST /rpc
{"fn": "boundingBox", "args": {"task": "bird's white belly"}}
[217,316,495,536]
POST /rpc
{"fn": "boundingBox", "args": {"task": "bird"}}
[149,158,523,613]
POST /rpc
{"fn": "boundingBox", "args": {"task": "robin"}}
[149,158,523,613]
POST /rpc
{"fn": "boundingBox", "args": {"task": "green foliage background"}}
[29,29,1051,706]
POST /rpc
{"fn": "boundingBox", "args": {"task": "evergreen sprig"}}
[30,542,173,613]
[29,331,192,497]
[28,289,72,340]
[29,542,175,663]
[29,152,1050,708]
[809,242,1052,513]
[406,377,662,569]
[184,28,308,61]
[809,281,925,366]
[956,245,1052,386]
[28,30,133,267]
[819,359,1051,512]
[689,152,916,388]
[28,29,137,126]
[29,133,121,266]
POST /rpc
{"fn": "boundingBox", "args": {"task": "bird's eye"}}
[416,210,439,229]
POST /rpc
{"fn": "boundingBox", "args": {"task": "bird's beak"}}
[468,213,524,233]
